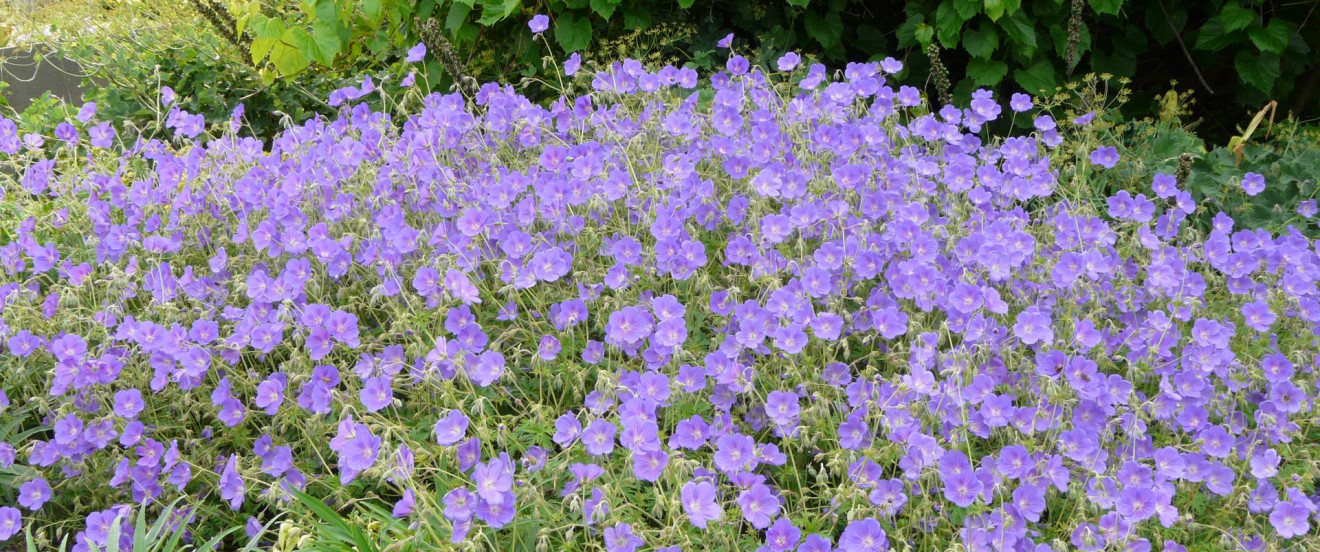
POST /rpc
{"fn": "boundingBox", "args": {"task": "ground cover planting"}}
[2,25,1320,552]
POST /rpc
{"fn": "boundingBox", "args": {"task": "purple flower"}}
[777,52,800,71]
[1013,307,1053,345]
[360,375,394,412]
[218,454,244,510]
[737,483,779,529]
[680,480,722,528]
[565,52,582,76]
[393,489,415,517]
[1242,172,1266,196]
[113,389,144,418]
[1010,93,1033,112]
[717,33,735,48]
[472,455,514,505]
[406,42,426,63]
[435,410,470,446]
[528,14,550,34]
[1271,501,1311,539]
[604,522,644,552]
[18,477,51,510]
[838,518,888,552]
[582,419,617,456]
[1090,146,1120,168]
[765,517,801,552]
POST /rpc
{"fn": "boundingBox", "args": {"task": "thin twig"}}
[1157,0,1215,95]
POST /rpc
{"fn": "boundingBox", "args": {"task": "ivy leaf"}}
[1088,0,1122,16]
[1235,50,1280,93]
[1248,19,1291,54]
[301,23,341,66]
[984,0,1005,21]
[999,10,1037,56]
[590,0,620,20]
[1219,3,1254,33]
[554,12,593,52]
[966,58,1007,86]
[962,24,1000,59]
[1014,58,1057,93]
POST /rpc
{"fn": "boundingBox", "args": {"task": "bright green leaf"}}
[554,12,593,52]
[1235,50,1280,92]
[477,0,520,25]
[984,0,1004,21]
[678,0,696,8]
[272,29,311,76]
[962,24,1000,59]
[590,0,619,19]
[1088,0,1121,16]
[1248,19,1290,54]
[936,0,966,48]
[914,23,935,46]
[1220,3,1254,33]
[786,0,811,7]
[363,0,383,26]
[302,23,341,66]
[966,58,1007,86]
[1014,58,1058,93]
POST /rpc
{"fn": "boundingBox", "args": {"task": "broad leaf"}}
[590,0,620,19]
[984,0,1004,21]
[1219,3,1254,33]
[554,12,593,52]
[999,10,1036,55]
[805,10,844,51]
[1014,58,1058,93]
[966,58,1007,86]
[1235,50,1280,92]
[1089,0,1122,16]
[1248,19,1290,54]
[962,24,1000,59]
[302,23,341,66]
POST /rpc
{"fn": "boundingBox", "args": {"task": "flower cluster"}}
[1,30,1317,552]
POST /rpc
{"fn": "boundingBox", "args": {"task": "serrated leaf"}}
[1194,17,1236,52]
[805,10,844,51]
[936,0,965,48]
[984,0,1004,21]
[953,0,980,19]
[962,24,1000,59]
[1220,3,1254,33]
[678,0,696,7]
[363,0,384,26]
[1248,19,1290,54]
[445,2,472,32]
[272,29,311,76]
[1235,50,1280,93]
[1089,0,1121,16]
[1014,58,1057,93]
[621,4,651,28]
[915,23,935,46]
[786,0,811,7]
[999,10,1036,55]
[966,58,1007,86]
[554,12,592,52]
[590,0,619,19]
[476,0,519,25]
[302,23,341,66]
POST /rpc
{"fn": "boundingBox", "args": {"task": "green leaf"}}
[1235,50,1280,92]
[984,0,1004,21]
[786,0,811,7]
[936,0,965,47]
[999,10,1036,55]
[1014,58,1058,93]
[1089,0,1122,16]
[1248,19,1290,54]
[953,0,980,19]
[966,58,1007,86]
[590,0,619,19]
[445,2,472,32]
[678,0,696,8]
[272,29,311,76]
[302,23,341,66]
[1220,3,1254,33]
[805,10,845,51]
[914,22,935,46]
[554,12,593,52]
[621,4,651,28]
[962,24,1000,59]
[1194,17,1236,52]
[476,0,519,25]
[363,0,383,26]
